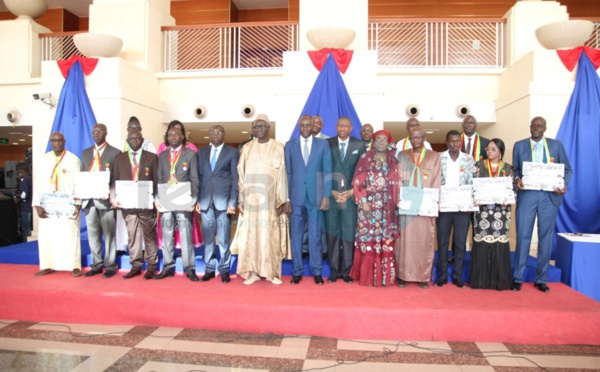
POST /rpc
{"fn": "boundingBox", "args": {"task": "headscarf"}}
[372,129,394,145]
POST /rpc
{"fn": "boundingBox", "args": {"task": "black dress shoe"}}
[153,268,175,279]
[202,272,215,282]
[434,278,447,287]
[534,282,550,293]
[418,281,430,289]
[302,252,309,259]
[342,276,353,284]
[512,280,522,291]
[144,265,157,280]
[85,268,102,277]
[322,252,329,260]
[221,272,231,283]
[452,278,466,288]
[103,269,117,278]
[291,275,302,284]
[314,275,324,285]
[327,275,339,283]
[186,270,200,282]
[123,269,141,279]
[396,279,407,288]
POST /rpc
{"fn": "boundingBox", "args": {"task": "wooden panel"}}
[0,11,16,21]
[171,0,231,24]
[289,0,299,21]
[63,9,79,32]
[0,146,29,171]
[79,17,89,31]
[230,0,239,22]
[237,8,288,22]
[369,3,515,18]
[174,10,230,25]
[558,0,600,18]
[171,0,230,12]
[35,8,64,32]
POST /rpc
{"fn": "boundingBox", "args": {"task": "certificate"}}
[115,181,154,209]
[473,177,516,205]
[398,187,439,217]
[439,185,478,212]
[157,182,193,212]
[40,192,75,218]
[74,171,110,199]
[522,162,564,191]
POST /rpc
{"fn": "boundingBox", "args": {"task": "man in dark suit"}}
[197,125,238,283]
[460,115,489,161]
[110,130,159,280]
[285,115,332,285]
[81,123,122,278]
[325,117,365,283]
[512,116,572,293]
[155,126,200,282]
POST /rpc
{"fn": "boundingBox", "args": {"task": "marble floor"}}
[1,319,599,371]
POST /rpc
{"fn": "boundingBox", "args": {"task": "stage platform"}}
[0,263,598,346]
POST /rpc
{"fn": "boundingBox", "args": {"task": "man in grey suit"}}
[81,124,121,278]
[197,125,239,283]
[154,126,200,281]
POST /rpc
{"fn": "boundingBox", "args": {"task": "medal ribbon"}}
[169,148,182,183]
[403,136,410,150]
[460,133,480,160]
[529,137,550,163]
[89,142,108,172]
[50,151,66,191]
[409,147,426,187]
[129,151,140,181]
[485,159,504,178]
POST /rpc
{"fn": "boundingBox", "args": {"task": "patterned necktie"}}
[466,137,472,155]
[132,152,138,167]
[210,148,218,171]
[340,142,346,161]
[303,139,309,166]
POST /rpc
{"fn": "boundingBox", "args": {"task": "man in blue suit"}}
[512,116,572,293]
[285,115,332,285]
[197,125,239,283]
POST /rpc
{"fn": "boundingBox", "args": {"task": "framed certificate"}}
[522,162,564,191]
[473,177,516,205]
[398,187,439,217]
[157,182,193,212]
[40,192,75,218]
[439,185,479,212]
[74,171,110,199]
[115,181,154,209]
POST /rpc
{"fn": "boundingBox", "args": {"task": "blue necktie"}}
[210,148,217,171]
[340,142,346,161]
[303,139,309,166]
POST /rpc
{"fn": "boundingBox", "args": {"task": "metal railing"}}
[40,32,83,61]
[162,21,298,72]
[368,18,505,68]
[584,22,600,49]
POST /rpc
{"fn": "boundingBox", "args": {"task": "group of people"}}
[32,113,572,293]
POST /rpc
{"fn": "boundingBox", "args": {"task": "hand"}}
[35,206,49,219]
[276,203,287,216]
[196,203,202,213]
[331,190,338,200]
[185,203,195,212]
[320,197,330,211]
[554,186,567,195]
[238,202,244,215]
[226,205,236,214]
[99,196,108,200]
[111,200,122,209]
[516,178,525,190]
[361,202,371,212]
[154,201,164,211]
[337,191,347,203]
[69,205,82,220]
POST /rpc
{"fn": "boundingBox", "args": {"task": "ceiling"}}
[0,0,287,16]
[0,126,32,146]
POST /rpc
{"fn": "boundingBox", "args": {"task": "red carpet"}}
[0,263,598,345]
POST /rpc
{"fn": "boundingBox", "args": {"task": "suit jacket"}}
[327,136,365,202]
[81,143,121,209]
[460,133,490,161]
[513,137,572,207]
[110,150,158,210]
[285,137,332,207]
[198,144,239,211]
[158,147,199,203]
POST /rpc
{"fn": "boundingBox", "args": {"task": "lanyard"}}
[485,159,504,178]
[129,150,140,181]
[409,147,426,187]
[530,138,551,163]
[169,148,183,183]
[89,142,107,172]
[50,151,66,191]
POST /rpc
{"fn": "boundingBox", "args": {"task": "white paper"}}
[40,192,75,218]
[157,182,193,212]
[398,187,439,217]
[74,171,110,199]
[115,181,154,209]
[522,162,564,191]
[439,185,479,212]
[473,177,516,205]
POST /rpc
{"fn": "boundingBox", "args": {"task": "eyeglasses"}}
[410,136,425,140]
[91,130,106,135]
[252,124,268,129]
[50,139,65,142]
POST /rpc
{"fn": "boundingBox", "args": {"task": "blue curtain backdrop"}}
[555,51,600,254]
[289,53,362,139]
[46,60,97,239]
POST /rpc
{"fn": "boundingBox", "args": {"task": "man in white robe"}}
[32,132,83,276]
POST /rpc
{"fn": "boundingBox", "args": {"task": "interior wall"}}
[171,0,231,25]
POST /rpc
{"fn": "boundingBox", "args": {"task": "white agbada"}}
[32,150,82,271]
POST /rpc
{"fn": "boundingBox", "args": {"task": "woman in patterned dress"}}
[350,130,399,286]
[470,138,515,290]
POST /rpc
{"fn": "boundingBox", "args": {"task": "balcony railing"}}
[162,21,299,72]
[368,18,505,68]
[584,22,600,49]
[40,31,83,61]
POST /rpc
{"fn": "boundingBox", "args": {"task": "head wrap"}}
[372,129,394,144]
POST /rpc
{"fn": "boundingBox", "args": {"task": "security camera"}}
[33,93,51,100]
